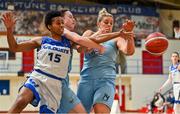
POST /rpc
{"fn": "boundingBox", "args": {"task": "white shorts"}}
[22,71,62,113]
[173,83,180,103]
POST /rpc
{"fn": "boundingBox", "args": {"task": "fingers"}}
[120,30,135,38]
[125,19,135,25]
[13,17,18,24]
[1,17,5,23]
[1,12,16,30]
[121,19,135,32]
[2,12,11,20]
[123,32,133,37]
[2,11,15,22]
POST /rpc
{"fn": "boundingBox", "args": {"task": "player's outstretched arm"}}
[116,20,135,55]
[2,12,41,52]
[84,27,134,44]
[64,28,105,54]
[87,30,121,43]
[159,74,172,92]
[75,29,125,53]
[75,19,135,53]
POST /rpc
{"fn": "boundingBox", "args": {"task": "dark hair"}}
[60,9,69,17]
[45,11,62,30]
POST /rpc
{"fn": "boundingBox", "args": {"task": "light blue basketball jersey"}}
[80,40,118,79]
[34,36,71,79]
[169,63,180,83]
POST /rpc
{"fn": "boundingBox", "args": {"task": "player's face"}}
[171,53,179,64]
[98,16,114,34]
[64,11,76,31]
[50,17,64,35]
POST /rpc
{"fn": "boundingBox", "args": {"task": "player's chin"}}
[105,30,111,33]
[105,27,112,32]
[57,30,64,35]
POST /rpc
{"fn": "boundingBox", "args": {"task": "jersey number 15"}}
[48,53,61,63]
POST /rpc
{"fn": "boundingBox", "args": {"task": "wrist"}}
[6,28,14,32]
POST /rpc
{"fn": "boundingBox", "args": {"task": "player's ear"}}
[47,25,51,30]
[97,22,100,28]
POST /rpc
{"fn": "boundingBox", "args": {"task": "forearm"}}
[123,37,135,55]
[6,28,18,52]
[89,32,120,43]
[64,30,103,50]
[117,35,135,56]
[161,78,171,90]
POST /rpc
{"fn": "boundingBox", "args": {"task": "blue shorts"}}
[77,78,115,113]
[57,78,81,113]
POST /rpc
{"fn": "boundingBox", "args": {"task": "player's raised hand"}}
[122,19,135,32]
[119,29,135,39]
[2,12,17,30]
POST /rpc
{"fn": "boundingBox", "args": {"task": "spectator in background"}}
[173,20,180,39]
[150,92,165,113]
[174,27,180,39]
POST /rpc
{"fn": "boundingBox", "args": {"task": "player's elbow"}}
[121,48,135,56]
[9,47,18,52]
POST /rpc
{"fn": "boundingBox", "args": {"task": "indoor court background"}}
[0,0,180,113]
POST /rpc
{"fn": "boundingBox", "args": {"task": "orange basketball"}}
[145,32,168,55]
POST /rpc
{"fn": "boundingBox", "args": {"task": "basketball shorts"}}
[173,83,180,104]
[77,78,115,113]
[21,71,62,113]
[57,79,81,113]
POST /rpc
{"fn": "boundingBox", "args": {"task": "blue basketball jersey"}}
[80,40,118,79]
[169,63,180,83]
[34,36,71,79]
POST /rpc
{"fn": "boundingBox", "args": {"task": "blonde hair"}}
[97,8,113,23]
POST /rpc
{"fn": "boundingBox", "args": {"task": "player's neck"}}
[172,62,178,66]
[50,34,62,41]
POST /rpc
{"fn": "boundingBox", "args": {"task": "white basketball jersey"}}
[169,63,180,83]
[34,36,71,79]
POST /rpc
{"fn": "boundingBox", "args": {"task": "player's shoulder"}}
[32,36,43,40]
[169,64,173,70]
[31,36,43,45]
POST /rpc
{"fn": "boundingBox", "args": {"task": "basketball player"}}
[57,9,86,113]
[2,11,107,113]
[77,8,135,113]
[57,9,134,113]
[159,52,180,114]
